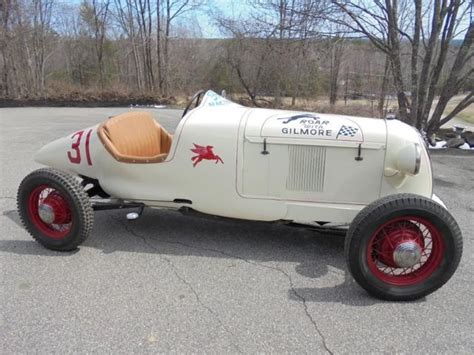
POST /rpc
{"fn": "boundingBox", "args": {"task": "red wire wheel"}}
[367,216,444,286]
[345,194,463,301]
[27,185,73,239]
[17,168,94,251]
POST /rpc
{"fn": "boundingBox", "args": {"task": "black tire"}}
[345,194,462,301]
[17,168,94,251]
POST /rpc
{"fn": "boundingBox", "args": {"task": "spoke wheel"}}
[367,216,444,286]
[28,185,73,239]
[18,168,94,251]
[345,194,462,301]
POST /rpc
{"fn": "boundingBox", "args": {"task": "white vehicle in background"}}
[17,90,463,301]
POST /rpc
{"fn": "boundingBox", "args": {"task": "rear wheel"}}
[345,194,462,301]
[17,168,94,251]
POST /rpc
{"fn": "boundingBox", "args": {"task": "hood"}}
[244,109,387,146]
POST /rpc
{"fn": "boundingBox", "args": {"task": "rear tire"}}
[17,168,94,251]
[345,194,462,301]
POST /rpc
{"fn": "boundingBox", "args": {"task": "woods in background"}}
[1,0,473,134]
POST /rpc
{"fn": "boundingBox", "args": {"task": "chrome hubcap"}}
[38,203,55,224]
[393,241,422,268]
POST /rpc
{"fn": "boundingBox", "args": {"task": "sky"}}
[190,0,252,38]
[65,0,471,40]
[64,0,251,38]
[188,0,472,39]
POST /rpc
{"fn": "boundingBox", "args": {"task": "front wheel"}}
[345,194,462,301]
[17,168,94,251]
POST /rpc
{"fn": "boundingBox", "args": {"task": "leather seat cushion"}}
[98,111,172,163]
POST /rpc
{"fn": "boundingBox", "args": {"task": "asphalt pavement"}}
[1,107,473,353]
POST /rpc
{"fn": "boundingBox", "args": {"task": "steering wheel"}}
[182,90,206,118]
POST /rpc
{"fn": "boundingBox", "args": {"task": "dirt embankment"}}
[0,92,177,108]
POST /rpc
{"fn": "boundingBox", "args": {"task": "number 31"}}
[68,129,93,166]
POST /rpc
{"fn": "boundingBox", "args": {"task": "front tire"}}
[345,194,462,301]
[17,168,94,251]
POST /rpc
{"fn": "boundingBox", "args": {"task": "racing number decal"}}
[67,129,93,165]
[85,129,93,165]
[67,131,83,164]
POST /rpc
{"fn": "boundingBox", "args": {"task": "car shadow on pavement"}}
[2,208,425,305]
[0,239,80,256]
[2,209,80,256]
[3,209,22,227]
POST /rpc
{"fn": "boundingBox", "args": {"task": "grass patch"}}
[455,111,474,123]
[444,95,474,124]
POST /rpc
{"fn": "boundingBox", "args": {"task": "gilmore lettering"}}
[281,128,332,136]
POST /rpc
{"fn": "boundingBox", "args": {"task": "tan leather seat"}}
[98,111,172,163]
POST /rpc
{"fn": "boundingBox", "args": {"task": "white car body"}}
[34,91,437,224]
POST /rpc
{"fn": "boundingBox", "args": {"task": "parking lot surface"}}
[1,107,473,353]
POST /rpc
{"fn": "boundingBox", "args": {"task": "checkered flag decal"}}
[337,125,358,138]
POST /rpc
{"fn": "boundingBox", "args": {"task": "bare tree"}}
[158,0,201,95]
[114,0,144,90]
[330,0,474,134]
[156,0,162,91]
[215,0,330,106]
[0,0,56,96]
[427,23,474,133]
[81,0,110,89]
[328,35,345,105]
[1,0,470,123]
[135,0,155,90]
[0,0,13,97]
[377,54,391,116]
[31,0,54,94]
[224,31,274,106]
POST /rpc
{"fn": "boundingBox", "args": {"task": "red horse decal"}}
[191,144,224,167]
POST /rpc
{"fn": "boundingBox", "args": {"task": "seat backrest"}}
[102,112,161,157]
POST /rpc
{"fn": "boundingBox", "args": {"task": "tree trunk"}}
[409,0,421,125]
[420,2,462,131]
[329,39,343,106]
[386,0,409,122]
[414,0,444,130]
[163,0,171,96]
[378,55,390,117]
[156,0,163,93]
[427,22,474,134]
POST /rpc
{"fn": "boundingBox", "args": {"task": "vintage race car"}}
[17,90,463,301]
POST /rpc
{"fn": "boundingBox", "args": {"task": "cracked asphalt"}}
[1,107,473,353]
